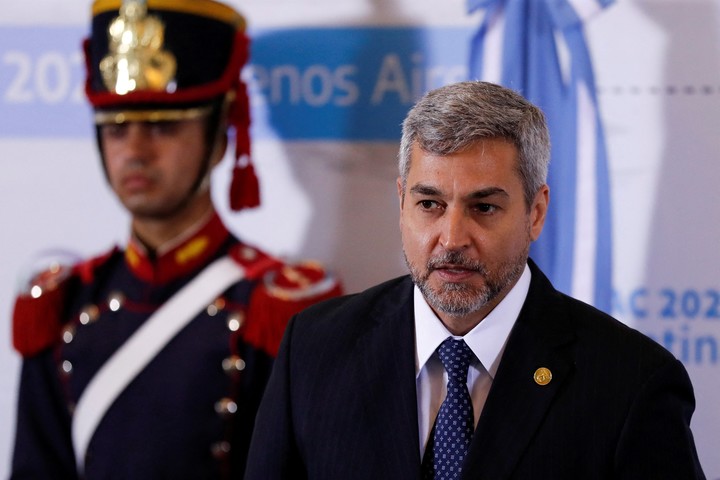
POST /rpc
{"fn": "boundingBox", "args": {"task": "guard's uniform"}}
[11,212,341,479]
[11,1,343,476]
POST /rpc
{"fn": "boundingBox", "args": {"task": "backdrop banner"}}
[1,0,718,476]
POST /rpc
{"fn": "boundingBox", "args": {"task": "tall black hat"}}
[84,0,258,210]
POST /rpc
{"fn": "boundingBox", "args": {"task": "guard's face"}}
[398,139,548,333]
[100,118,208,219]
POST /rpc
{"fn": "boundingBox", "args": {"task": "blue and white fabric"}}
[467,0,615,312]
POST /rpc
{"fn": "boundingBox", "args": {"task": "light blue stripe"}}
[468,0,614,312]
[0,26,473,140]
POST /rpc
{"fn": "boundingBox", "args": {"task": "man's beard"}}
[405,249,527,318]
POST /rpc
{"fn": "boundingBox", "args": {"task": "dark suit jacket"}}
[245,261,705,479]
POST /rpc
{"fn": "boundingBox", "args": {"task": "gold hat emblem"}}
[100,0,177,95]
[533,367,552,386]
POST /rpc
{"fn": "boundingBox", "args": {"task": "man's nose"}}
[439,206,471,251]
[123,124,153,160]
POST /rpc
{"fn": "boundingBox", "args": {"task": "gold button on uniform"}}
[222,355,246,375]
[533,367,552,386]
[211,441,231,459]
[215,398,238,418]
[226,312,245,332]
[79,305,100,325]
[62,326,75,344]
[107,291,125,312]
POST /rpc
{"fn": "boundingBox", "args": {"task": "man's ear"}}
[530,184,549,241]
[396,177,404,210]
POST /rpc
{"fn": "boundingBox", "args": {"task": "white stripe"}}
[72,255,246,474]
[553,30,572,87]
[571,80,598,304]
[480,6,505,83]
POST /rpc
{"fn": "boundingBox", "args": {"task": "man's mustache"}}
[427,251,487,275]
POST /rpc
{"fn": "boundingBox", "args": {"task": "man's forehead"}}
[407,151,521,180]
[405,150,524,204]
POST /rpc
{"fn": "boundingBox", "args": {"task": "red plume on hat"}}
[84,0,260,211]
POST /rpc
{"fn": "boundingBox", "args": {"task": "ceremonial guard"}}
[10,1,342,478]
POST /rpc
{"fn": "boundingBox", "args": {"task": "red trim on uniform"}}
[228,246,282,281]
[242,270,343,357]
[125,212,231,284]
[12,247,118,357]
[85,32,249,109]
[13,285,68,357]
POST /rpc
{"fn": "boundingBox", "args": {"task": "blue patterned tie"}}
[422,338,476,479]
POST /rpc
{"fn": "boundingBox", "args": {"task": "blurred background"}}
[1,0,718,476]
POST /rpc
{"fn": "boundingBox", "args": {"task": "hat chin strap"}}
[162,134,219,218]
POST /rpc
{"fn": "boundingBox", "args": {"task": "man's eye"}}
[475,203,496,213]
[149,121,180,135]
[419,200,437,209]
[101,124,127,138]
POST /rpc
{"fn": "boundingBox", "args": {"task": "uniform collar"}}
[125,210,230,284]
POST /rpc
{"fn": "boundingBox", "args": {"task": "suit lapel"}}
[355,277,422,479]
[463,263,576,479]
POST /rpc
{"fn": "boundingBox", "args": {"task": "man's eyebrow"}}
[409,184,442,196]
[466,187,509,200]
[408,184,510,200]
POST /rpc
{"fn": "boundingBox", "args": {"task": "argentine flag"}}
[467,0,614,312]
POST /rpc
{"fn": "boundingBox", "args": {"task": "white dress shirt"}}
[414,264,531,458]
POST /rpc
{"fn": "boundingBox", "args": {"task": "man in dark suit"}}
[244,81,705,479]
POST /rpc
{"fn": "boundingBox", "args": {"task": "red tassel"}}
[230,161,260,211]
[227,68,259,211]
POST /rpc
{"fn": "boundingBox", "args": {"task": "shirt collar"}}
[414,263,531,379]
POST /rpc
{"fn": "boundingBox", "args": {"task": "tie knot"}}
[437,338,474,383]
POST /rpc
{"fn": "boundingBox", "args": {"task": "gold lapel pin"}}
[533,367,552,386]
